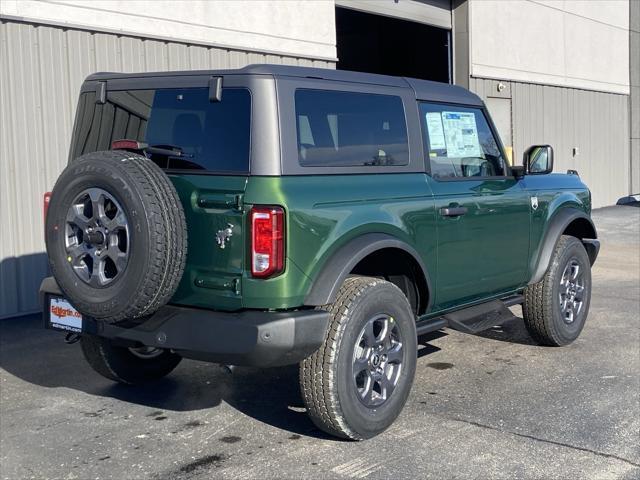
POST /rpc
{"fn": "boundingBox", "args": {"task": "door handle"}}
[440,206,468,217]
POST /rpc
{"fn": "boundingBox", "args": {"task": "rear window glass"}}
[294,89,409,167]
[70,88,251,173]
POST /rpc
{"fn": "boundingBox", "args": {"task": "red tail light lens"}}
[43,192,52,222]
[250,206,285,278]
[111,139,147,150]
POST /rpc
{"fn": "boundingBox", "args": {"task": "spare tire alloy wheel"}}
[46,150,188,323]
[65,188,129,287]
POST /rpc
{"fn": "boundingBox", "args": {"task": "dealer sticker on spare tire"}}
[49,297,82,332]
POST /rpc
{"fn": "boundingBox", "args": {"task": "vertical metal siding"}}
[470,77,630,209]
[0,19,334,318]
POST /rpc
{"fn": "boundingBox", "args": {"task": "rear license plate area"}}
[47,296,83,333]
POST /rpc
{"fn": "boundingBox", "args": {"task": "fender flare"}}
[304,233,432,308]
[529,208,599,285]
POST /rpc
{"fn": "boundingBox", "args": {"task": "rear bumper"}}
[40,277,329,367]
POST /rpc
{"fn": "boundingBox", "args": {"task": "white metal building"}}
[1,0,638,318]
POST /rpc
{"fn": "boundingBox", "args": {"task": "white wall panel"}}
[470,0,630,95]
[0,0,337,61]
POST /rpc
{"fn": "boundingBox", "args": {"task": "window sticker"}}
[425,112,446,150]
[441,111,481,158]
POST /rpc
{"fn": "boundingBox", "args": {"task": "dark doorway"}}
[335,7,451,83]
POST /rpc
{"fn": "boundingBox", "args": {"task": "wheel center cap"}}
[85,229,105,246]
[371,354,381,367]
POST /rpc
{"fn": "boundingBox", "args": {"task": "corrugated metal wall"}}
[0,19,334,319]
[630,0,640,194]
[470,77,630,208]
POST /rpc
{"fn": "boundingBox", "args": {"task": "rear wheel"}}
[80,334,181,385]
[523,235,592,346]
[300,277,417,440]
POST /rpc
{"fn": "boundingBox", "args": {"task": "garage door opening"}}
[335,7,451,83]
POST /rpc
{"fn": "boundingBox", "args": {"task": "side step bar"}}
[415,294,523,336]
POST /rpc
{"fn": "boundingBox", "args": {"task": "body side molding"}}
[529,207,599,285]
[304,233,432,309]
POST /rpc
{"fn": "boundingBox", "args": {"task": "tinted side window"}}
[294,89,409,167]
[419,103,505,179]
[70,88,251,173]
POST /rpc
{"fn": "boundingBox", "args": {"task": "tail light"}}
[250,206,285,278]
[43,192,52,222]
[111,139,147,150]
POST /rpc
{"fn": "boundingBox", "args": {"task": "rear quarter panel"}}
[242,174,437,309]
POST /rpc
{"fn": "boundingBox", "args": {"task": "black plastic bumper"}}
[582,238,600,265]
[40,277,330,367]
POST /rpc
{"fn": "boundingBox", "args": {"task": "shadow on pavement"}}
[0,310,534,438]
[473,313,539,346]
[0,314,331,438]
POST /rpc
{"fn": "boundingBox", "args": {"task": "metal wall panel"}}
[0,19,334,318]
[470,77,630,209]
[630,0,640,194]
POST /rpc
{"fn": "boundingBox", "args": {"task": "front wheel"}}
[80,334,182,385]
[523,235,592,346]
[300,277,417,440]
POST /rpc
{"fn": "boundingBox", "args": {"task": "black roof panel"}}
[86,64,483,106]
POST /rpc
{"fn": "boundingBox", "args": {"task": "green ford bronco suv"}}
[41,65,599,440]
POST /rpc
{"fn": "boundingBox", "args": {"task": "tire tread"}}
[47,151,187,323]
[523,235,589,346]
[300,276,401,440]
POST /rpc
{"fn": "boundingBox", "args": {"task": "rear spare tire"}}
[80,334,182,385]
[45,150,187,323]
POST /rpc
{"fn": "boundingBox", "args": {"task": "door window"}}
[419,103,506,179]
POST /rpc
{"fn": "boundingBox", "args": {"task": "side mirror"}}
[523,145,554,174]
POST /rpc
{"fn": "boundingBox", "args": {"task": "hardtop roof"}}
[85,64,483,106]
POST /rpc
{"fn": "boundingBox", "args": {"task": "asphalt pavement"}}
[1,205,639,479]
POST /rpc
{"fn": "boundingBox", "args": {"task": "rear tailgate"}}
[170,175,247,311]
[67,80,254,311]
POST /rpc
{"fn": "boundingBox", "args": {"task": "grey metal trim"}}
[246,75,281,176]
[0,14,339,63]
[529,208,598,285]
[304,233,432,310]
